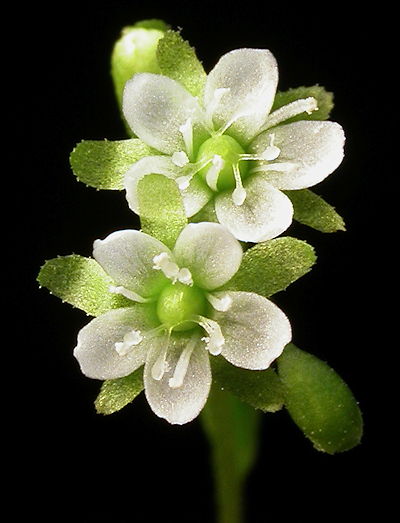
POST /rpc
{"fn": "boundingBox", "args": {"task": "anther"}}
[114,329,143,356]
[172,151,190,167]
[206,293,232,312]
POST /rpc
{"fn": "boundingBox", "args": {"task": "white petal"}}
[124,155,181,215]
[173,222,243,290]
[73,306,157,380]
[180,175,213,218]
[122,73,207,155]
[144,334,211,424]
[204,49,278,143]
[212,291,291,370]
[93,229,171,298]
[250,121,345,189]
[215,174,293,243]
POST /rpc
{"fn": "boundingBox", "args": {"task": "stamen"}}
[172,151,190,167]
[175,156,217,192]
[177,268,193,286]
[206,155,224,191]
[206,293,232,312]
[168,336,198,389]
[109,285,152,303]
[232,163,246,206]
[179,118,194,159]
[151,330,172,381]
[262,97,318,130]
[153,252,180,283]
[192,315,225,356]
[114,329,143,356]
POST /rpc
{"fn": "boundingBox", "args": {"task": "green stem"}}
[201,387,261,523]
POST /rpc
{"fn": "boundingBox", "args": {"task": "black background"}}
[12,1,389,521]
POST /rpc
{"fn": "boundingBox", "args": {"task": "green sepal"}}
[211,357,284,412]
[95,368,144,415]
[157,30,207,97]
[137,174,188,249]
[285,189,346,233]
[224,237,316,298]
[37,255,132,316]
[111,21,168,110]
[70,139,156,190]
[277,344,363,454]
[272,85,334,123]
[190,199,218,224]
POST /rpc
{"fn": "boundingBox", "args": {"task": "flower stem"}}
[201,386,261,523]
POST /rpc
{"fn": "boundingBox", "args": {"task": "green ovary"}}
[156,282,207,331]
[196,135,248,191]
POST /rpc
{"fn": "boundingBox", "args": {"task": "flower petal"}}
[250,121,345,190]
[122,73,207,155]
[173,222,243,290]
[180,175,213,218]
[144,333,211,424]
[212,291,292,370]
[204,49,278,143]
[74,306,158,380]
[214,175,293,242]
[124,155,183,215]
[93,229,171,298]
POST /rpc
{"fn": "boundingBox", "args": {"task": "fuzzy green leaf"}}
[95,368,144,415]
[277,344,363,454]
[137,174,188,249]
[272,85,334,123]
[285,189,346,232]
[211,357,284,412]
[70,139,155,190]
[157,30,207,97]
[37,255,131,316]
[224,237,316,297]
[111,22,167,109]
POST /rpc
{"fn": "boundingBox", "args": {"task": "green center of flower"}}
[196,135,249,191]
[156,282,207,331]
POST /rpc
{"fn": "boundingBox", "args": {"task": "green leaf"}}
[137,174,188,249]
[95,368,144,415]
[111,22,167,109]
[37,255,132,316]
[272,85,334,123]
[285,189,346,232]
[224,237,316,298]
[201,387,261,523]
[157,30,207,97]
[277,344,363,454]
[70,139,155,190]
[211,357,284,412]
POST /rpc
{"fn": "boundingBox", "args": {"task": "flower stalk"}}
[201,386,261,523]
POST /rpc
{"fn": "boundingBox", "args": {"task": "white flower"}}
[122,48,345,243]
[73,222,291,424]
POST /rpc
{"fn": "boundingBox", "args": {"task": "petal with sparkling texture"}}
[144,333,211,424]
[212,291,292,370]
[173,222,243,290]
[180,175,214,218]
[73,306,158,380]
[123,73,206,155]
[250,121,345,190]
[93,229,171,298]
[214,174,293,243]
[204,49,278,143]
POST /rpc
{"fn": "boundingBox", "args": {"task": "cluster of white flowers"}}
[74,48,345,424]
